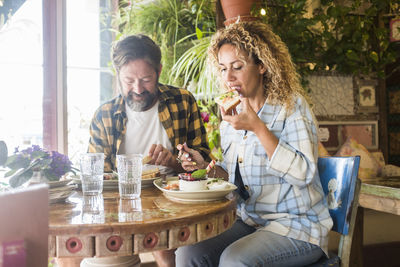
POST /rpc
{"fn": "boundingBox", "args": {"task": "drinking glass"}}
[80,153,104,195]
[116,154,143,199]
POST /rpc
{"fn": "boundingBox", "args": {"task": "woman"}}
[176,21,333,267]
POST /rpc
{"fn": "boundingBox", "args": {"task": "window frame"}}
[42,0,67,153]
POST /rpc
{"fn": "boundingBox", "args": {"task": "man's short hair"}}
[112,34,161,73]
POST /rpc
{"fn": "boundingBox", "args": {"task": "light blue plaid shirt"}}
[218,95,333,254]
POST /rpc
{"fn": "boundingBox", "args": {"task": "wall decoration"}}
[307,74,355,116]
[354,76,379,113]
[390,18,400,42]
[318,124,339,150]
[359,85,376,107]
[318,121,378,151]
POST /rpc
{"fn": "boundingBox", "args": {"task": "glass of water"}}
[117,154,143,199]
[80,153,104,195]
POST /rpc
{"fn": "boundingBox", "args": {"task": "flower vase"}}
[30,171,49,184]
[220,0,260,26]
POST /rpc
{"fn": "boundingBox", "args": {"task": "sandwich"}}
[215,90,241,113]
[142,155,152,164]
[141,167,160,179]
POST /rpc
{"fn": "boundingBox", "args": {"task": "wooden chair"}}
[0,184,49,267]
[308,156,361,267]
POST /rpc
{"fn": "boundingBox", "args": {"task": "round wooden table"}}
[48,186,237,264]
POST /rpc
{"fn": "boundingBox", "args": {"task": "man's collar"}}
[158,83,174,101]
[113,94,125,117]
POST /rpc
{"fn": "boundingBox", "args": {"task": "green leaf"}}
[369,51,379,63]
[191,169,207,179]
[9,168,33,188]
[5,168,18,177]
[195,27,203,40]
[0,140,7,166]
[5,155,30,170]
[346,50,359,61]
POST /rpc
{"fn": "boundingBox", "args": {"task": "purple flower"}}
[7,145,77,182]
[200,112,209,123]
[48,151,73,178]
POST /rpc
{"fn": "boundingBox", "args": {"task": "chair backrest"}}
[317,156,361,267]
[318,156,360,234]
[0,184,49,267]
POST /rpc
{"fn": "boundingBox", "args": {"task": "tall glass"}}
[117,154,143,199]
[79,153,104,195]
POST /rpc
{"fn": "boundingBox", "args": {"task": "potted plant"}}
[113,0,215,84]
[0,143,78,188]
[220,0,259,25]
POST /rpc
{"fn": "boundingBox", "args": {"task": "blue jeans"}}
[175,219,323,267]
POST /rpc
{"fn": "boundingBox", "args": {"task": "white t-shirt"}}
[119,101,173,156]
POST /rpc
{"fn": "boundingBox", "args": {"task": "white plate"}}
[144,164,174,176]
[47,179,73,188]
[29,179,73,189]
[153,177,237,203]
[49,190,76,204]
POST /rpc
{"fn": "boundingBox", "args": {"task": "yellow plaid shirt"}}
[88,84,211,172]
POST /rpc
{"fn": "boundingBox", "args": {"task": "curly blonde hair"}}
[208,21,302,110]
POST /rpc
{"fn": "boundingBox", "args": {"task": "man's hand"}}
[148,144,174,167]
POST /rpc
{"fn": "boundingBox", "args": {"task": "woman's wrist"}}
[252,119,268,136]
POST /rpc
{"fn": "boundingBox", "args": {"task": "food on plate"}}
[103,172,117,180]
[142,155,152,164]
[178,173,208,191]
[163,180,179,190]
[191,169,207,179]
[215,90,241,113]
[142,167,160,179]
[207,178,230,190]
[191,159,216,179]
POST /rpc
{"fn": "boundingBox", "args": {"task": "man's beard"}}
[124,90,159,112]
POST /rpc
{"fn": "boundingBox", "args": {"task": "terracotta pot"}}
[220,0,259,25]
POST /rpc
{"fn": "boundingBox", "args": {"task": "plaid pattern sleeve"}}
[158,85,211,162]
[88,96,125,172]
[268,96,318,186]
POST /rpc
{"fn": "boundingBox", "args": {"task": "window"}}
[0,0,115,166]
[66,0,114,165]
[0,0,43,151]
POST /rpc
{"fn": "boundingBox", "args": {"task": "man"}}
[88,34,211,174]
[88,34,211,266]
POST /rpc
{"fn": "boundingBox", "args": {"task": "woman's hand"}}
[176,143,206,172]
[221,97,263,132]
[222,98,278,158]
